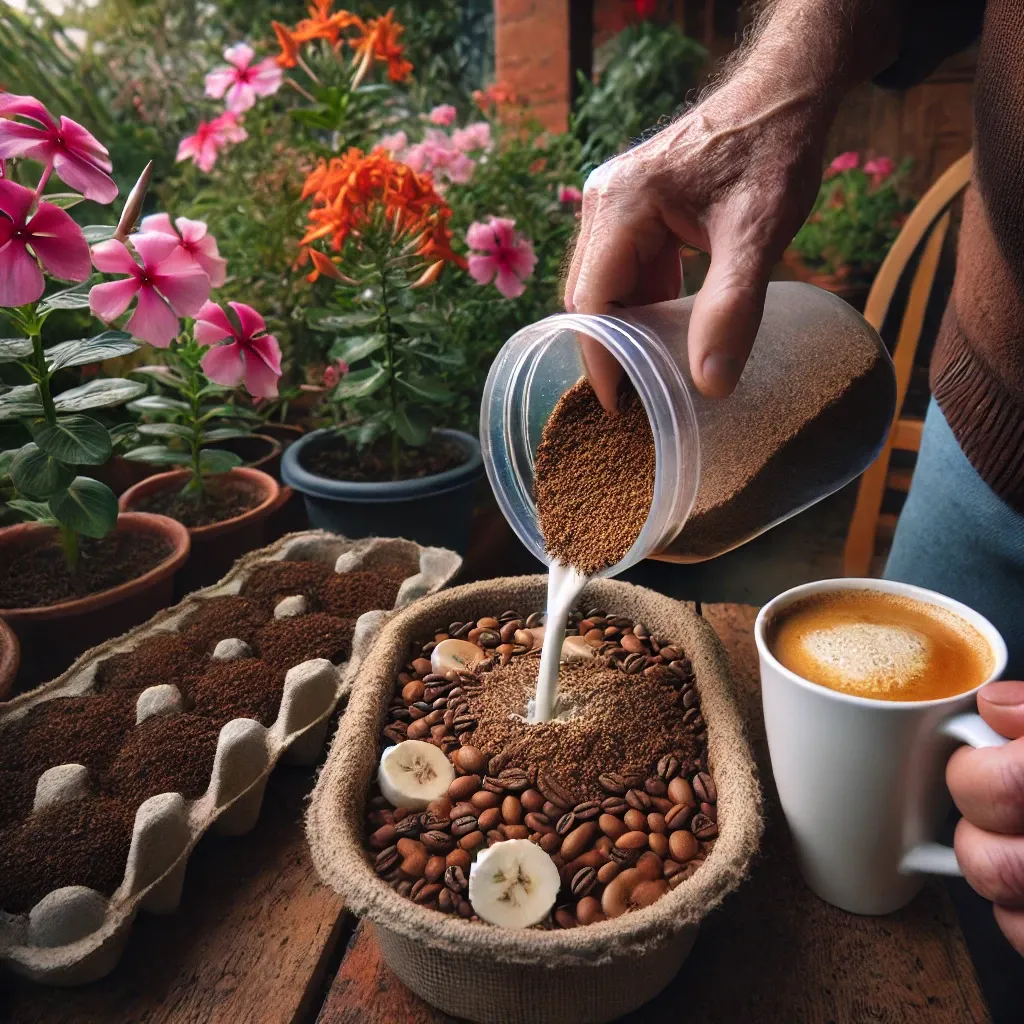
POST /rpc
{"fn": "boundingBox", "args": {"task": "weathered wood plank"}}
[317,603,990,1024]
[0,766,346,1024]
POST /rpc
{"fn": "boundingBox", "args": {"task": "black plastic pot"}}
[281,428,483,554]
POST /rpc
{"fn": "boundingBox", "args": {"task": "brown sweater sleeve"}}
[874,0,986,88]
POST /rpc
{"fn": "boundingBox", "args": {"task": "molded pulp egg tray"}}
[0,530,461,986]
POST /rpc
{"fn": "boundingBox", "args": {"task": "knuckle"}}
[960,831,1024,905]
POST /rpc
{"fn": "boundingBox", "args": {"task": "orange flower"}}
[349,10,413,86]
[273,1,364,67]
[472,81,518,111]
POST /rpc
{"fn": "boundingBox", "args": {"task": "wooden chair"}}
[842,151,973,577]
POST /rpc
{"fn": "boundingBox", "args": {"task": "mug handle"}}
[899,712,1008,876]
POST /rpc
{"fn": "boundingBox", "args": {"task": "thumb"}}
[978,681,1024,740]
[687,237,772,397]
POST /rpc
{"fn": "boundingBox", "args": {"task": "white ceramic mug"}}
[755,578,1008,915]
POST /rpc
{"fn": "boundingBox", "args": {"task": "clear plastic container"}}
[480,281,896,576]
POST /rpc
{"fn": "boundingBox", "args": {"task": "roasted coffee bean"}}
[488,751,511,775]
[501,795,523,825]
[644,777,667,798]
[647,812,667,835]
[495,643,515,665]
[421,830,454,853]
[701,802,718,823]
[499,620,520,644]
[554,908,577,929]
[623,809,647,832]
[395,880,413,897]
[395,814,424,838]
[626,789,652,812]
[453,715,477,734]
[409,877,428,900]
[406,719,431,740]
[448,775,480,802]
[597,861,620,884]
[450,801,476,819]
[665,803,693,832]
[477,807,502,831]
[542,801,563,820]
[571,866,598,898]
[521,788,545,812]
[610,846,640,867]
[446,848,471,871]
[662,858,681,879]
[444,864,468,892]
[561,822,600,860]
[504,825,531,840]
[692,814,718,840]
[397,840,428,879]
[656,755,681,782]
[526,612,544,628]
[524,812,554,833]
[390,707,413,723]
[601,796,629,816]
[650,796,674,814]
[572,800,601,822]
[682,708,700,726]
[438,888,455,913]
[441,736,461,755]
[615,831,649,851]
[669,830,699,863]
[401,680,426,702]
[443,710,457,732]
[457,898,474,918]
[669,859,704,887]
[458,830,486,852]
[648,833,669,858]
[455,745,488,775]
[599,772,627,796]
[482,776,506,794]
[471,790,501,811]
[556,812,576,836]
[682,688,700,709]
[429,724,447,742]
[411,658,432,676]
[539,831,562,854]
[636,851,663,881]
[499,767,532,792]
[369,824,397,850]
[623,653,646,674]
[382,725,406,745]
[693,772,717,804]
[668,777,695,807]
[425,855,446,882]
[451,814,479,838]
[599,813,628,840]
[595,835,613,858]
[375,846,399,874]
[584,628,605,645]
[575,895,606,926]
[537,772,577,810]
[620,634,646,655]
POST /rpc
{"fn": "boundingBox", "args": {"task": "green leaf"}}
[394,406,431,447]
[0,384,43,421]
[82,225,115,243]
[309,310,380,332]
[38,281,94,314]
[10,442,75,499]
[32,415,112,465]
[397,375,454,402]
[355,415,388,447]
[107,422,138,449]
[392,310,448,330]
[414,346,466,369]
[7,498,56,524]
[123,445,191,466]
[46,331,139,371]
[43,192,85,210]
[202,427,251,442]
[198,448,243,474]
[136,422,195,440]
[49,476,119,538]
[334,365,389,400]
[197,382,232,399]
[0,449,14,477]
[198,403,262,423]
[328,334,386,365]
[0,338,33,363]
[131,365,185,385]
[55,377,146,413]
[129,394,191,413]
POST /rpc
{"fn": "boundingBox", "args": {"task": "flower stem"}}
[285,76,317,104]
[59,523,79,572]
[30,325,57,424]
[32,157,54,204]
[377,253,400,481]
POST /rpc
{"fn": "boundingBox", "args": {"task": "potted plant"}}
[786,152,914,308]
[0,616,20,700]
[281,146,482,552]
[118,300,283,591]
[0,105,191,687]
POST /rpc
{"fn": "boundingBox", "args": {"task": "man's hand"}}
[948,681,1024,956]
[564,0,908,409]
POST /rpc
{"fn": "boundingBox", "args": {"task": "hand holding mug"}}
[948,680,1024,955]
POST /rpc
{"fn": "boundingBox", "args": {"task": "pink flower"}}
[0,94,117,204]
[176,112,248,173]
[378,130,408,154]
[558,184,583,204]
[466,217,537,299]
[864,156,895,186]
[322,359,349,388]
[445,152,476,184]
[140,213,227,288]
[402,142,430,174]
[428,104,457,127]
[826,151,859,177]
[89,232,211,347]
[195,301,283,398]
[204,43,283,114]
[0,179,90,307]
[451,121,492,153]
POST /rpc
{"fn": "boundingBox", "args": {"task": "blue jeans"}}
[885,398,1024,1023]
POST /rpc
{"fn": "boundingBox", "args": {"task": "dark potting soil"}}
[300,435,466,483]
[180,596,271,656]
[106,712,221,808]
[254,613,354,672]
[0,532,173,610]
[239,559,337,611]
[186,660,285,727]
[131,478,263,529]
[95,632,204,696]
[0,695,135,774]
[0,795,134,913]
[0,769,38,829]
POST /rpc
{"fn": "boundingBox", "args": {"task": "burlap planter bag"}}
[308,575,762,1024]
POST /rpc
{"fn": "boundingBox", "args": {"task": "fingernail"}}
[701,353,742,395]
[979,681,1024,706]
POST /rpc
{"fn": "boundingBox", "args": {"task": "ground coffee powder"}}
[318,568,404,619]
[239,560,337,611]
[534,382,656,575]
[96,632,203,695]
[181,596,270,655]
[0,769,37,829]
[186,660,284,727]
[0,795,134,913]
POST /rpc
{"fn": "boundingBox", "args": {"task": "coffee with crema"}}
[767,589,993,701]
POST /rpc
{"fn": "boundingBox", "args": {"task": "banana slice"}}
[430,638,487,675]
[468,839,561,928]
[378,740,455,809]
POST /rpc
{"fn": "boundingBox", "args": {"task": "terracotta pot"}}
[781,251,872,311]
[86,454,160,496]
[0,513,190,691]
[118,467,280,595]
[206,433,283,479]
[259,422,305,445]
[0,615,20,700]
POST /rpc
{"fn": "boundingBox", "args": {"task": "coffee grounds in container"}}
[106,712,221,808]
[181,596,270,655]
[186,660,284,727]
[239,560,336,611]
[317,569,404,619]
[0,769,38,828]
[255,613,354,672]
[0,795,134,913]
[95,632,203,696]
[534,382,656,575]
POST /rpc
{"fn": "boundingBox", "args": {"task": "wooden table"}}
[0,604,990,1024]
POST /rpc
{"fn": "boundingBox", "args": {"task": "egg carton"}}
[0,530,461,986]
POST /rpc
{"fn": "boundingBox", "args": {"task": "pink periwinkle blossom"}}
[428,104,458,127]
[826,151,860,177]
[195,301,282,398]
[451,121,492,153]
[176,112,248,173]
[558,183,583,204]
[0,93,117,203]
[140,213,227,287]
[322,359,349,388]
[863,156,895,186]
[465,216,537,299]
[378,130,408,154]
[0,179,91,307]
[204,43,283,114]
[89,232,210,347]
